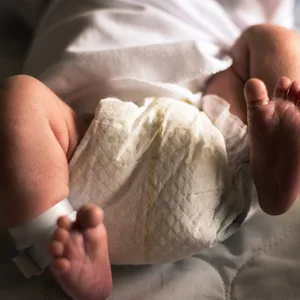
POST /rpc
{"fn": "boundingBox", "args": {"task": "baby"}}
[1,24,300,300]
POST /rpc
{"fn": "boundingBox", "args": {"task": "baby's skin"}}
[206,24,300,215]
[49,204,112,300]
[245,77,300,217]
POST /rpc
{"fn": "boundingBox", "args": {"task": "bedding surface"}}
[1,0,300,299]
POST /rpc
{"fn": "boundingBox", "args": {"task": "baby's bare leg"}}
[0,75,84,227]
[231,24,300,95]
[206,25,300,215]
[244,77,300,215]
[206,25,300,123]
[0,75,112,300]
[232,25,300,215]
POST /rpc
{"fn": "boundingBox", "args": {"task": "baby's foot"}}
[49,204,112,300]
[245,77,300,215]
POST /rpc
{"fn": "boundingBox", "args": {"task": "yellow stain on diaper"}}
[144,99,164,261]
[181,98,192,105]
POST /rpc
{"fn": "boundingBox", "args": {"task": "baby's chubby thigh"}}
[205,67,247,123]
[68,96,232,265]
[0,75,74,227]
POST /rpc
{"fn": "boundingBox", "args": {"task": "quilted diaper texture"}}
[68,95,256,265]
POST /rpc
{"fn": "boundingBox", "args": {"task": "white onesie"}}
[7,0,268,275]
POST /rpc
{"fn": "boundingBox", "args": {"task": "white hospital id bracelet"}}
[8,198,77,278]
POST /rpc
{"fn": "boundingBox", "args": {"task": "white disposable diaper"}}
[8,93,256,277]
[68,94,256,264]
[7,90,256,278]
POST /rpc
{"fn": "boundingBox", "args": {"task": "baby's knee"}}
[0,75,46,118]
[0,75,50,139]
[0,75,71,153]
[0,74,86,160]
[0,75,45,103]
[243,24,299,53]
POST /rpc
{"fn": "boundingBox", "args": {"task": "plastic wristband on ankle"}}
[8,198,77,279]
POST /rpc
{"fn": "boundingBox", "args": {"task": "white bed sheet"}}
[1,1,300,299]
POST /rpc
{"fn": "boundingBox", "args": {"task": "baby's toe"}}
[244,78,269,108]
[286,81,300,103]
[273,77,291,99]
[57,215,73,230]
[53,227,70,242]
[51,257,71,274]
[49,240,65,257]
[84,224,107,254]
[75,204,104,230]
[49,227,70,257]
